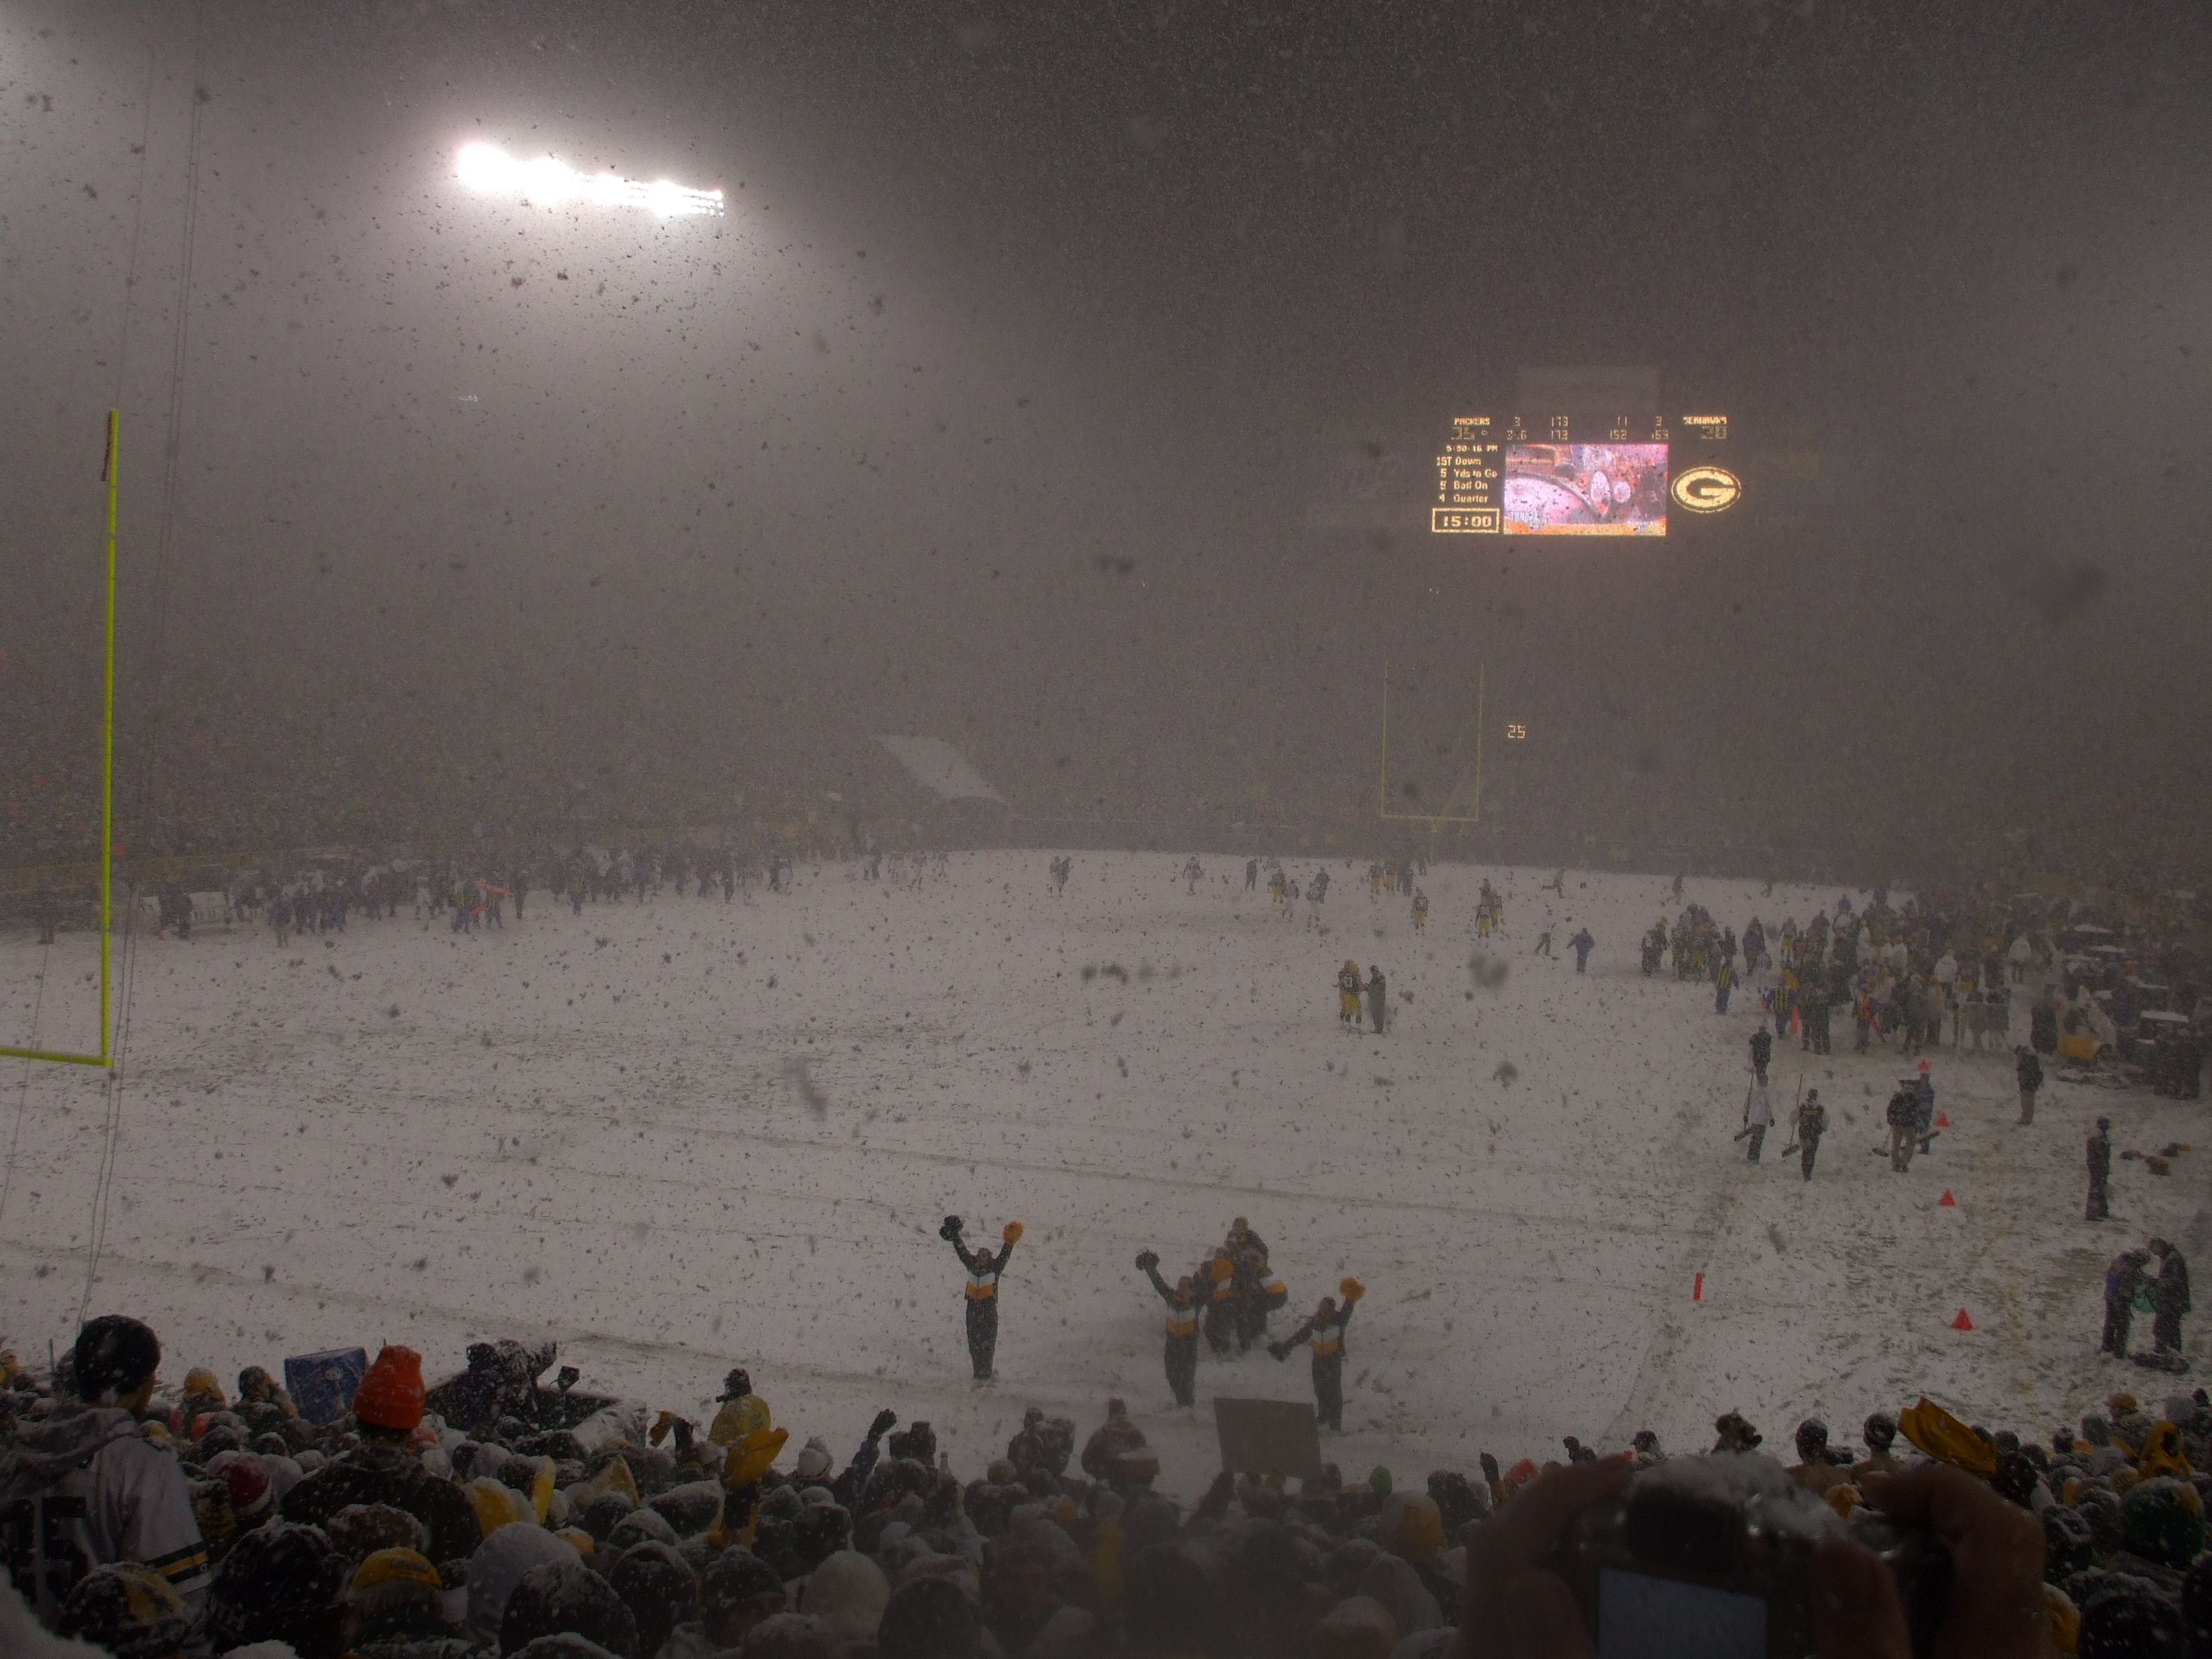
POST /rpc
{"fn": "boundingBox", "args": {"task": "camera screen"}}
[1598,1566,1768,1659]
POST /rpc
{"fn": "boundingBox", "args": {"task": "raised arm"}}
[1136,1252,1177,1303]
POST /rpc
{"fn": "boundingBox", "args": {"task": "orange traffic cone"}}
[1951,1309,1974,1331]
[1936,1112,1950,1128]
[1939,1190,1957,1207]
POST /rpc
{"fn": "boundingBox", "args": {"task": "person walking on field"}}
[2015,1046,2043,1125]
[942,1215,1022,1381]
[1886,1085,1919,1172]
[1793,1089,1827,1180]
[1365,966,1388,1034]
[1741,1078,1774,1162]
[1750,1027,1772,1086]
[2087,1116,2113,1220]
[1569,928,1596,974]
[1714,956,1736,1014]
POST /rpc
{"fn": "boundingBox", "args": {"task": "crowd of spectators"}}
[3,1316,2207,1657]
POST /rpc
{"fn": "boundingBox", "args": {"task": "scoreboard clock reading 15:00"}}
[1431,413,1735,536]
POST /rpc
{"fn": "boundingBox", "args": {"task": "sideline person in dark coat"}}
[2102,1248,2151,1358]
[2149,1238,2192,1360]
[2087,1117,2112,1221]
[2015,1047,2043,1125]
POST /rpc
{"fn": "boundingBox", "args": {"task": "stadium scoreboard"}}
[1431,413,1736,536]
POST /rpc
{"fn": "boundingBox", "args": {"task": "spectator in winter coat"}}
[1787,1420,1850,1496]
[2015,1046,2044,1125]
[280,1346,480,1564]
[1078,1398,1153,1486]
[1794,1091,1827,1181]
[0,1317,209,1625]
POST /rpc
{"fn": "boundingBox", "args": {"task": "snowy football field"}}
[1,854,2205,1489]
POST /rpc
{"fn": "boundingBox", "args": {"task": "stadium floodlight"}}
[456,143,724,217]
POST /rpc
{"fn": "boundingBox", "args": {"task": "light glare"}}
[456,143,723,217]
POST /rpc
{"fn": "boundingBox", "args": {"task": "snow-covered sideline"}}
[0,854,2201,1496]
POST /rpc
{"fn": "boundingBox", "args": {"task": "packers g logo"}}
[1671,466,1742,513]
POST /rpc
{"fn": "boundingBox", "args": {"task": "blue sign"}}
[285,1346,368,1427]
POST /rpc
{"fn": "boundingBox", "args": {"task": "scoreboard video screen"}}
[1431,413,1736,536]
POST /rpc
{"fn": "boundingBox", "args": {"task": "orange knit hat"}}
[352,1345,426,1431]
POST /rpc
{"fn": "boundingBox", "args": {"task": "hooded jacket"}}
[0,1403,209,1622]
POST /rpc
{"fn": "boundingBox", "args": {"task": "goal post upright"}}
[1,410,118,1070]
[99,407,116,1063]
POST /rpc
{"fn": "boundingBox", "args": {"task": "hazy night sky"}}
[3,1,2207,877]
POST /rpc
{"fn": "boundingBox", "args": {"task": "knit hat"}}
[500,1559,640,1658]
[509,1640,625,1659]
[2078,1572,2185,1658]
[352,1345,426,1431]
[1376,1491,1444,1564]
[217,1450,274,1522]
[465,1474,534,1536]
[647,1478,724,1538]
[878,1576,978,1659]
[183,1366,224,1404]
[56,1564,189,1659]
[2123,1476,2207,1567]
[348,1546,446,1626]
[607,1540,697,1658]
[465,1517,581,1648]
[203,1520,352,1652]
[325,1501,429,1563]
[604,1507,679,1556]
[703,1547,785,1620]
[795,1436,834,1481]
[805,1549,891,1639]
[73,1315,160,1404]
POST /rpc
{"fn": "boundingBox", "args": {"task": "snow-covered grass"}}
[0,854,2202,1492]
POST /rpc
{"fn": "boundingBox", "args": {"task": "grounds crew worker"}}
[1135,1252,1200,1407]
[942,1215,1021,1380]
[1270,1277,1365,1431]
